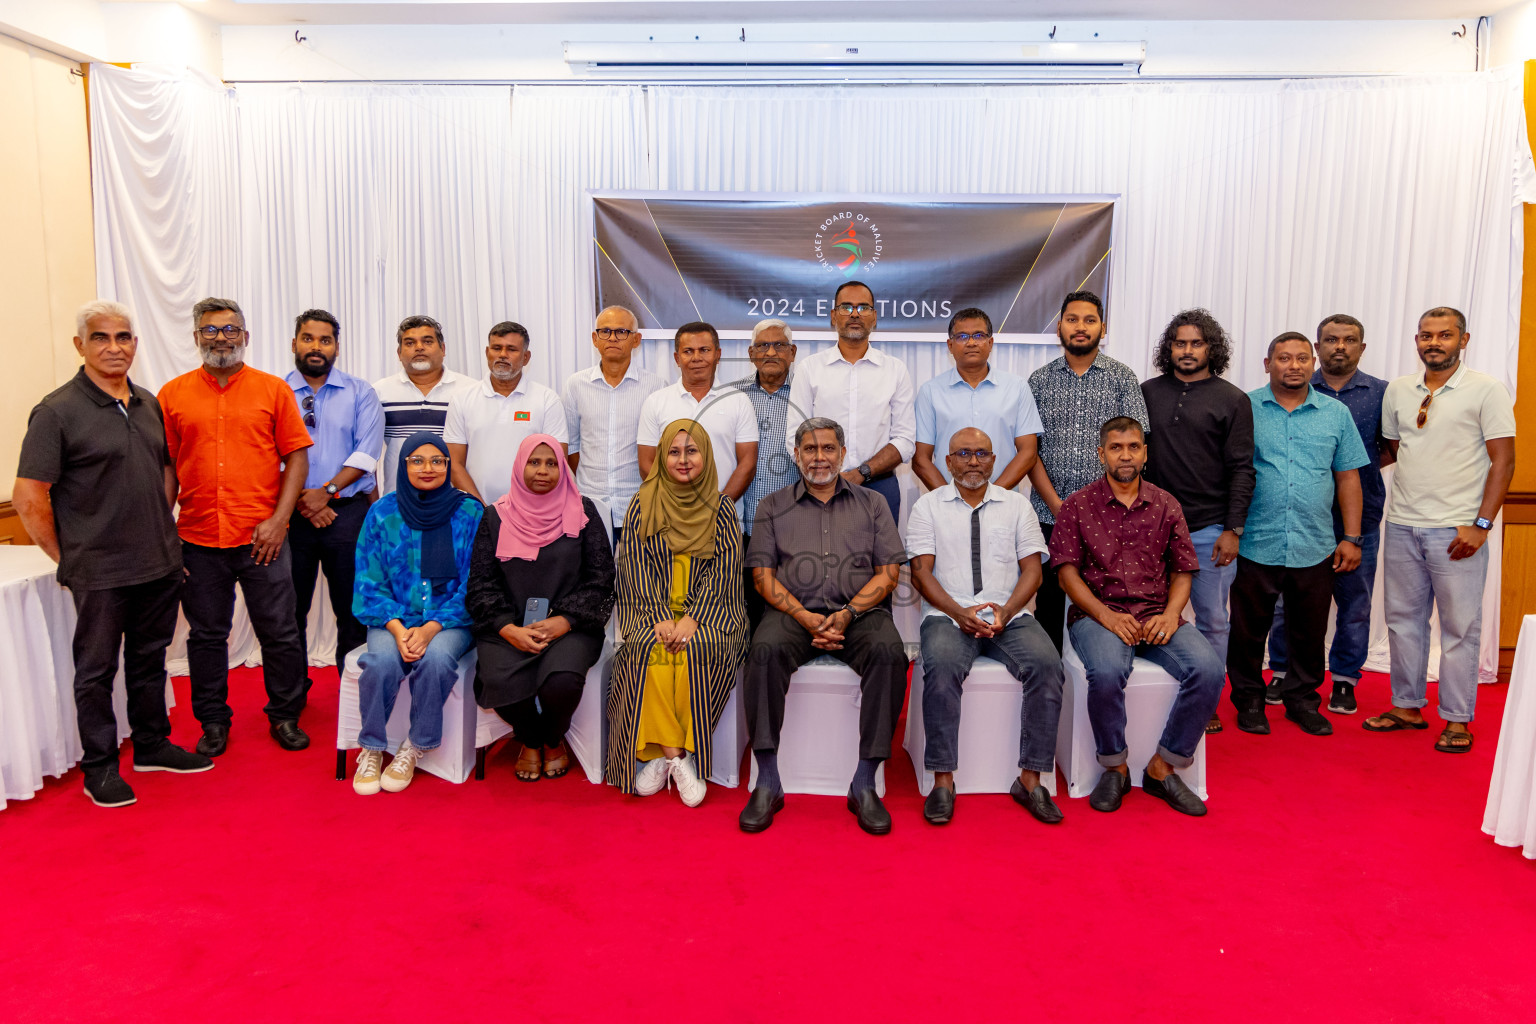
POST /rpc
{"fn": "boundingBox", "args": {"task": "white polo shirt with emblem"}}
[443,374,568,504]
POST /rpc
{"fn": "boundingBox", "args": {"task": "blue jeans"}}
[357,626,474,751]
[919,613,1063,774]
[1069,616,1224,769]
[1383,523,1489,722]
[1186,523,1238,665]
[1268,525,1380,684]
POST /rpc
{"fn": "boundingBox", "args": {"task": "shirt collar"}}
[1052,351,1106,376]
[198,364,246,388]
[1258,383,1322,410]
[1090,474,1150,510]
[72,367,141,407]
[937,482,1005,507]
[1415,360,1469,392]
[585,361,641,385]
[287,367,349,394]
[942,366,995,389]
[830,343,885,368]
[792,475,853,503]
[394,367,463,391]
[480,374,528,397]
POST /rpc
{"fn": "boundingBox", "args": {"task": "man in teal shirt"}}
[1228,332,1367,737]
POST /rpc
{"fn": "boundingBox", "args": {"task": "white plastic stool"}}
[335,645,481,784]
[1056,631,1208,800]
[903,655,1057,796]
[748,656,886,797]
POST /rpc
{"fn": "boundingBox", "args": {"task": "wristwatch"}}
[323,482,339,497]
[857,462,874,483]
[1474,516,1494,530]
[1230,526,1244,537]
[1343,534,1364,546]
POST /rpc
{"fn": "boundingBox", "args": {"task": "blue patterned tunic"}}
[352,492,484,629]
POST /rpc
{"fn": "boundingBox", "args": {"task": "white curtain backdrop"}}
[89,65,1530,680]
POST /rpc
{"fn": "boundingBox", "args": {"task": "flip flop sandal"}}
[515,744,543,781]
[1434,728,1474,754]
[1362,710,1429,732]
[543,743,571,778]
[1205,716,1224,734]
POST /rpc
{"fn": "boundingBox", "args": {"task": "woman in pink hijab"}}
[466,434,615,781]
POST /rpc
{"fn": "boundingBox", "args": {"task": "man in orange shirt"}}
[158,298,314,756]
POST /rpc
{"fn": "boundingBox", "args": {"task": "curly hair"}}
[1154,307,1232,377]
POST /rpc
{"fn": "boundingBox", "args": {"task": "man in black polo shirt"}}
[1141,309,1255,734]
[14,301,213,807]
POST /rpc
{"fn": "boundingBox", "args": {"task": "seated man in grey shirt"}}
[741,417,910,837]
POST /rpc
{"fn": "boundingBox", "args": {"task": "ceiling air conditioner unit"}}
[563,41,1145,81]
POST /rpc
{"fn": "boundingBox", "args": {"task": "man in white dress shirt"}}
[637,321,759,508]
[373,315,476,495]
[444,320,568,505]
[786,280,915,522]
[907,427,1064,828]
[562,305,665,542]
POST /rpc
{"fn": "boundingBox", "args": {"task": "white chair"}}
[902,654,1058,797]
[747,656,886,797]
[334,645,481,785]
[1056,629,1208,800]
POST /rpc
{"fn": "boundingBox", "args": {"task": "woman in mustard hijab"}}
[607,419,746,805]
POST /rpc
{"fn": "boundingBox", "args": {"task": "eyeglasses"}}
[595,327,636,341]
[751,340,792,353]
[301,395,316,428]
[834,303,875,315]
[949,449,995,462]
[405,456,450,469]
[198,324,244,340]
[949,332,993,343]
[1416,392,1433,429]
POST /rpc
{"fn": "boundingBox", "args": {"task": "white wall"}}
[0,0,221,77]
[1493,0,1536,67]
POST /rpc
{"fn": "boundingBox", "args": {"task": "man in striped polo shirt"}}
[372,315,476,495]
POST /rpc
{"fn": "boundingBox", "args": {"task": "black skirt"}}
[473,628,604,708]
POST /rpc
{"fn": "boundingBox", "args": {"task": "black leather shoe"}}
[923,785,955,825]
[1011,778,1063,824]
[1088,769,1130,812]
[1142,770,1208,816]
[847,788,892,835]
[195,723,228,757]
[1236,707,1271,734]
[738,786,784,833]
[133,742,214,773]
[269,720,310,751]
[1285,706,1334,736]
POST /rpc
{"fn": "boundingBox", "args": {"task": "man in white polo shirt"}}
[637,321,758,509]
[562,305,665,542]
[373,315,476,495]
[785,280,916,523]
[1364,306,1515,753]
[906,427,1063,828]
[444,320,568,505]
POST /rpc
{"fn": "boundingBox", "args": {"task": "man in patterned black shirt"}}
[1027,291,1149,651]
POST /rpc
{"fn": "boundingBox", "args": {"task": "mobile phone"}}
[523,597,550,626]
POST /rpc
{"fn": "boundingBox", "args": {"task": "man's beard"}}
[1421,348,1459,371]
[490,362,519,381]
[1108,464,1140,483]
[956,470,988,489]
[1061,333,1098,356]
[200,342,246,370]
[802,465,838,486]
[295,352,334,376]
[408,356,434,372]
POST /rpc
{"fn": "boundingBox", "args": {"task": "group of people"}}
[15,281,1514,833]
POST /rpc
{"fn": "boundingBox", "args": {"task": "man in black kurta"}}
[740,417,909,836]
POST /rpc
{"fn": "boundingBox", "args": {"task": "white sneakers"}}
[669,754,707,807]
[381,741,422,793]
[353,749,384,795]
[634,755,672,796]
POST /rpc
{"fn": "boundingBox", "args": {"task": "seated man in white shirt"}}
[444,320,568,505]
[637,321,759,507]
[907,427,1064,827]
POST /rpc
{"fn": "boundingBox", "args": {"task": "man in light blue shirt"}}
[912,306,1043,491]
[1228,332,1367,738]
[285,308,385,669]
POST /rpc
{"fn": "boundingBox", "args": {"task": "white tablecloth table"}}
[0,547,173,810]
[1482,614,1536,859]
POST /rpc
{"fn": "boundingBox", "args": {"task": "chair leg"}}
[475,745,487,781]
[335,749,346,781]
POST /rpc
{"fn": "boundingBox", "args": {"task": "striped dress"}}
[606,495,747,793]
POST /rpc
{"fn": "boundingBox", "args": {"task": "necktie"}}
[971,506,984,595]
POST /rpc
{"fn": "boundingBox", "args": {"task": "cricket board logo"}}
[812,211,885,277]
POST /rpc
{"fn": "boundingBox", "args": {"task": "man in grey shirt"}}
[740,417,909,837]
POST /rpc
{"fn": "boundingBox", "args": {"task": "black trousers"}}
[289,496,369,666]
[494,670,585,749]
[181,540,309,727]
[742,535,767,633]
[1034,522,1067,653]
[743,607,910,761]
[69,573,181,774]
[1227,555,1335,712]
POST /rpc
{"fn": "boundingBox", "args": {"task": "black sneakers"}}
[1328,681,1358,715]
[84,770,136,808]
[1264,679,1284,705]
[133,742,215,774]
[1285,706,1335,736]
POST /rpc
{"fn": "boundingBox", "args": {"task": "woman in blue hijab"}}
[349,431,484,795]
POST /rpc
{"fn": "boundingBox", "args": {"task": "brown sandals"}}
[543,742,571,778]
[514,744,543,781]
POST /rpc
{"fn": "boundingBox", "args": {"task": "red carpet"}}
[3,667,1534,1022]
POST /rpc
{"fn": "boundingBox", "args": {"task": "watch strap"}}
[1474,516,1493,530]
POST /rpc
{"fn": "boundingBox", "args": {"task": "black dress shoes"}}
[1010,778,1063,824]
[195,723,228,757]
[847,788,892,835]
[269,720,310,751]
[923,785,955,825]
[738,786,784,833]
[1285,706,1334,736]
[1236,706,1271,734]
[1142,770,1208,816]
[1088,769,1130,812]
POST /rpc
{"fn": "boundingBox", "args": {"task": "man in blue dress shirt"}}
[1227,332,1367,737]
[286,308,386,670]
[1266,314,1392,716]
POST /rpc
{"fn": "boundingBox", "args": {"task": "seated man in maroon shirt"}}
[1048,416,1224,817]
